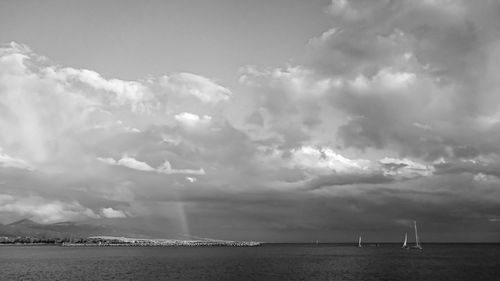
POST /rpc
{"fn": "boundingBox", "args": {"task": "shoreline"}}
[62,241,262,247]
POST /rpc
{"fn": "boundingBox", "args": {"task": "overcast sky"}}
[1,0,500,242]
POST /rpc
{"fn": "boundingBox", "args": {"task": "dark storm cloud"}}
[304,172,394,190]
[236,0,499,164]
[321,0,500,161]
[433,160,500,178]
[230,0,500,241]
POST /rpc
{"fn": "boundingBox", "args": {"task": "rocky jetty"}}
[63,236,261,247]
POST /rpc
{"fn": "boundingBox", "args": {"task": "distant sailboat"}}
[410,221,423,250]
[402,232,408,249]
[358,236,362,247]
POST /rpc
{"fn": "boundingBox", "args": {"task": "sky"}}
[0,0,500,242]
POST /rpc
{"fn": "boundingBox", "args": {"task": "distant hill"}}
[7,218,40,227]
[0,219,146,239]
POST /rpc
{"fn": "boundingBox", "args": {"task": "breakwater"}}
[62,237,261,247]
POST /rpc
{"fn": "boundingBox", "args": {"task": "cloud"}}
[289,145,373,174]
[0,194,99,223]
[473,173,498,183]
[100,207,127,218]
[117,156,156,172]
[242,0,500,164]
[305,172,394,190]
[0,41,232,172]
[96,157,117,165]
[157,160,206,175]
[379,157,434,178]
[98,156,205,175]
[348,68,416,91]
[160,72,231,104]
[239,65,342,148]
[257,144,431,191]
[174,112,212,127]
[185,177,197,183]
[0,148,33,170]
[433,158,500,178]
[327,0,362,21]
[47,67,152,113]
[218,0,500,240]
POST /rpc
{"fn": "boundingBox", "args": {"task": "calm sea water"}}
[0,244,498,281]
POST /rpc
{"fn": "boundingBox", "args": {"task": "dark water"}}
[0,244,498,281]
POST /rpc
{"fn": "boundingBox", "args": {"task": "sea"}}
[0,243,498,281]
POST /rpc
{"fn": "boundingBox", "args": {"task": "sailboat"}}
[358,236,362,247]
[402,232,408,249]
[410,221,423,250]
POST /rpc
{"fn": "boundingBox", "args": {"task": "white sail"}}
[413,221,423,250]
[402,232,407,248]
[414,221,419,247]
[358,236,362,247]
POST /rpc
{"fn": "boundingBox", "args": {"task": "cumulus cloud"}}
[98,156,205,175]
[289,146,373,174]
[160,72,231,104]
[100,207,127,218]
[117,157,156,172]
[174,112,212,127]
[157,160,206,175]
[0,42,226,230]
[348,68,416,91]
[274,145,432,189]
[0,148,33,170]
[47,67,152,113]
[0,41,232,171]
[0,194,99,223]
[379,157,434,178]
[242,0,500,165]
[253,143,432,192]
[185,176,197,183]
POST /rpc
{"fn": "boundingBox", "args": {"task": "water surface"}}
[0,244,498,281]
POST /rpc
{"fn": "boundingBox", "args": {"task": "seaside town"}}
[0,235,261,247]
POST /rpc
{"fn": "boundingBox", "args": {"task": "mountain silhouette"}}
[0,219,147,239]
